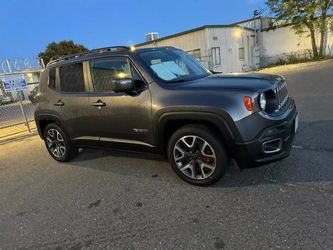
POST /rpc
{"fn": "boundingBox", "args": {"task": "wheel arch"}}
[35,113,66,140]
[155,111,241,157]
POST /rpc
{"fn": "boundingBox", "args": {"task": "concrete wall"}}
[258,25,333,65]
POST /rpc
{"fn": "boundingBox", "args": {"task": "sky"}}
[0,0,266,59]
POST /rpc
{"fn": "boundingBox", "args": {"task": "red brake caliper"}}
[201,156,213,164]
[201,146,213,164]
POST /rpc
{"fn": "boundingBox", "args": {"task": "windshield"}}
[138,48,211,83]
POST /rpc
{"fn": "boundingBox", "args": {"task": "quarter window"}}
[90,58,132,92]
[131,66,146,91]
[59,63,85,92]
[49,68,56,89]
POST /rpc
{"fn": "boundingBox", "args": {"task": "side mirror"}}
[112,78,134,92]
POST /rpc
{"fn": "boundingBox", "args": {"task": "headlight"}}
[259,93,267,110]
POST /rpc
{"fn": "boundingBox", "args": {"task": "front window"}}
[89,58,146,92]
[138,48,211,83]
[90,58,131,92]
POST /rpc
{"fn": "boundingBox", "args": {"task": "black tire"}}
[43,123,78,162]
[167,125,229,186]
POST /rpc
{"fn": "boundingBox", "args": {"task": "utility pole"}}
[252,9,261,70]
[253,9,260,46]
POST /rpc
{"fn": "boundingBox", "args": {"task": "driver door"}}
[82,57,153,147]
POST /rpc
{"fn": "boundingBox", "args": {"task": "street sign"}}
[1,74,27,92]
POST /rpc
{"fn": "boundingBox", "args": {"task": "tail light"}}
[243,96,253,111]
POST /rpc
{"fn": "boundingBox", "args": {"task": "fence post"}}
[5,59,31,133]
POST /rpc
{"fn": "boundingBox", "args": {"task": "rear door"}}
[83,57,153,147]
[50,62,90,140]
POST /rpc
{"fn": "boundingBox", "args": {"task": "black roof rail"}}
[46,53,87,66]
[89,46,130,54]
[46,46,131,67]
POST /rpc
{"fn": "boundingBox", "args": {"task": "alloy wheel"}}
[173,135,216,180]
[46,128,66,158]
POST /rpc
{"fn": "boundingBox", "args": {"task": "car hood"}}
[173,73,282,93]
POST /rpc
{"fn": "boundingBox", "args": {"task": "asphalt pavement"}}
[0,60,332,249]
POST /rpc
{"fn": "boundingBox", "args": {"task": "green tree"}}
[318,0,333,56]
[38,40,88,66]
[267,0,333,57]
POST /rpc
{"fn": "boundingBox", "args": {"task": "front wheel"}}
[167,125,229,186]
[43,123,78,162]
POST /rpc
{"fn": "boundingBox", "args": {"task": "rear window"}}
[59,63,85,92]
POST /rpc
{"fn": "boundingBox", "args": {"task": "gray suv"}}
[35,46,298,186]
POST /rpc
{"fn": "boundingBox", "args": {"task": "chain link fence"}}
[0,58,41,141]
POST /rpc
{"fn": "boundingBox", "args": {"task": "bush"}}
[265,50,332,67]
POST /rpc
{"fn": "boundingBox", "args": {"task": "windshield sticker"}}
[151,59,162,64]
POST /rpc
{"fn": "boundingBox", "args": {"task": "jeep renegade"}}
[35,46,298,186]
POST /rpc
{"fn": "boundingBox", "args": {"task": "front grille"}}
[274,80,289,111]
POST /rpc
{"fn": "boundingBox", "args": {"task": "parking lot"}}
[0,60,332,249]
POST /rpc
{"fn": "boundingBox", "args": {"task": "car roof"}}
[46,46,176,69]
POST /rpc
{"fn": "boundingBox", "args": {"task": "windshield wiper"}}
[166,75,190,83]
[167,78,188,83]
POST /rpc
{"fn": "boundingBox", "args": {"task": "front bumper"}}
[233,104,298,168]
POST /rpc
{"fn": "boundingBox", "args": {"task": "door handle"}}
[92,100,106,107]
[54,100,64,107]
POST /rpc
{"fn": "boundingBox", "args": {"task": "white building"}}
[136,17,333,72]
[136,25,257,73]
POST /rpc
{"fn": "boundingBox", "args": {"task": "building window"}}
[239,47,245,60]
[187,49,201,61]
[211,47,221,66]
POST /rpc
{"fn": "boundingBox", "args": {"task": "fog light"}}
[262,138,283,153]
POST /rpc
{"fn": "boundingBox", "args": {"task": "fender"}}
[155,110,243,154]
[34,112,66,139]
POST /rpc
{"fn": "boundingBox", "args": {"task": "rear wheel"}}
[43,123,78,162]
[167,125,229,186]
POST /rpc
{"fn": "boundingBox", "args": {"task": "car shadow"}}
[72,147,166,162]
[67,120,333,188]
